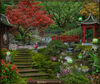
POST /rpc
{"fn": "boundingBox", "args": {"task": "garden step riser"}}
[15,57,32,60]
[17,50,30,51]
[27,80,63,84]
[17,54,31,55]
[15,63,32,65]
[14,60,32,62]
[21,74,48,78]
[16,56,32,57]
[19,70,39,73]
[16,51,31,53]
[17,51,30,52]
[16,54,32,56]
[15,61,32,62]
[16,65,32,67]
[14,62,32,64]
[16,55,32,56]
[16,57,32,59]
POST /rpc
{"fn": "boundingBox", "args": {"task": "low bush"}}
[44,40,68,57]
[62,72,91,84]
[38,48,46,53]
[75,44,92,51]
[10,50,17,63]
[32,53,59,78]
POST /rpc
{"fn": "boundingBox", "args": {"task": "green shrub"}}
[38,48,46,53]
[44,40,68,57]
[0,59,21,83]
[75,44,92,51]
[10,50,17,63]
[32,53,59,78]
[87,50,100,74]
[60,72,91,84]
[32,53,58,69]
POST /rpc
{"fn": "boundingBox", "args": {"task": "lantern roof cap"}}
[79,13,99,25]
[0,13,12,27]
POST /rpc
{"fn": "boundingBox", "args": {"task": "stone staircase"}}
[14,48,63,84]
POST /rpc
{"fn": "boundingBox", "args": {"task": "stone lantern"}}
[92,38,99,51]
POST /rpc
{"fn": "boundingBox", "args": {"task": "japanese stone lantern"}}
[92,38,99,51]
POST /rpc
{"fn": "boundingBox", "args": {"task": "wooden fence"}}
[52,35,80,42]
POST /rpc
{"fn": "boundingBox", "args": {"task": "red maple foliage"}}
[6,0,54,36]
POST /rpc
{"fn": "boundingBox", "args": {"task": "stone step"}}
[17,53,31,55]
[17,50,30,53]
[27,80,63,84]
[14,59,32,62]
[16,65,33,68]
[17,48,29,50]
[14,62,32,64]
[15,63,32,65]
[17,51,30,53]
[17,52,30,54]
[19,69,39,73]
[21,73,48,77]
[15,55,32,57]
[15,57,32,59]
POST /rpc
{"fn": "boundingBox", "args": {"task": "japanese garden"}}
[0,0,100,84]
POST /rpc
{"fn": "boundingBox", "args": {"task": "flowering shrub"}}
[56,65,90,84]
[0,59,21,83]
[27,78,33,82]
[56,65,71,78]
[85,74,99,84]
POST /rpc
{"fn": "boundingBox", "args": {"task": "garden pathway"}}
[14,48,63,84]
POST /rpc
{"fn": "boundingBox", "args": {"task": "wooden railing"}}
[52,35,80,42]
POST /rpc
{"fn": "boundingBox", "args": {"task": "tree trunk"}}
[22,37,26,45]
[28,36,31,45]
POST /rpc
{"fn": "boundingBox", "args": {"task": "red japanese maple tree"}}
[6,0,54,37]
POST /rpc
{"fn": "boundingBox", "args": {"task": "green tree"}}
[0,0,18,14]
[42,1,83,30]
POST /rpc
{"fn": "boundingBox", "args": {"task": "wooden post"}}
[0,24,1,49]
[93,24,95,38]
[87,29,88,42]
[6,27,9,49]
[1,25,3,49]
[83,25,86,43]
[81,25,83,43]
[95,24,97,38]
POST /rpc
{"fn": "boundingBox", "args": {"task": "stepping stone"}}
[19,69,39,73]
[21,73,48,77]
